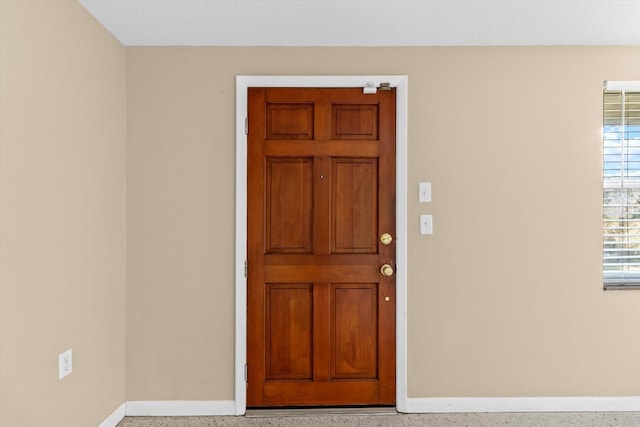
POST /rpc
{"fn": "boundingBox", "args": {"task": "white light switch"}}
[419,182,431,202]
[420,214,433,235]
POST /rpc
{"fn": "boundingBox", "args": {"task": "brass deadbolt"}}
[380,233,393,245]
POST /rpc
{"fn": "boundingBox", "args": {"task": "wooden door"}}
[247,87,396,407]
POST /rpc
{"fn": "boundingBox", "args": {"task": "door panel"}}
[265,284,313,380]
[247,87,396,407]
[332,159,378,253]
[331,284,378,379]
[266,103,314,140]
[266,158,313,253]
[332,104,378,139]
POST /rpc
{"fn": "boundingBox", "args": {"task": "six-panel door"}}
[247,87,396,406]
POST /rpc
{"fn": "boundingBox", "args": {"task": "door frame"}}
[235,75,408,415]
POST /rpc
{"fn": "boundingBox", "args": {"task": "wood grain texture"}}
[332,159,378,253]
[332,284,378,379]
[266,158,313,253]
[265,284,313,380]
[332,104,378,140]
[247,87,396,407]
[266,103,314,140]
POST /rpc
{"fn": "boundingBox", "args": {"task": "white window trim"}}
[604,81,640,91]
[603,81,640,290]
[235,75,409,414]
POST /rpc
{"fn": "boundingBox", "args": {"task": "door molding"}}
[235,75,408,415]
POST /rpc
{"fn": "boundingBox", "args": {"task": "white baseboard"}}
[98,403,126,427]
[125,400,236,416]
[99,396,640,423]
[403,397,640,413]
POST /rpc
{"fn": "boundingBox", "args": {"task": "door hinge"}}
[244,363,248,382]
[244,260,248,278]
[245,117,248,135]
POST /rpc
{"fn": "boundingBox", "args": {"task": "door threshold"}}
[245,406,397,418]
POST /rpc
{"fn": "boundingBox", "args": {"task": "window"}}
[603,81,640,289]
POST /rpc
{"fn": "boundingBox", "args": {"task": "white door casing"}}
[235,75,408,414]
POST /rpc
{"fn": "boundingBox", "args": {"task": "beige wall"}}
[3,1,640,419]
[0,1,126,426]
[126,46,640,401]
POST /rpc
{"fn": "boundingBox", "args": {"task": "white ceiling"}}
[78,0,640,47]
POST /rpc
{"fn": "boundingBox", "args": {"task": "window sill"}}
[603,283,640,290]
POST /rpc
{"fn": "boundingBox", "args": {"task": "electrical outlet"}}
[59,349,72,380]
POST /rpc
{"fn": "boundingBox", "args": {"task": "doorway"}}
[235,76,408,414]
[246,87,395,406]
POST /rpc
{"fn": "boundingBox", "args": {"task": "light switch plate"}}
[419,182,431,202]
[420,214,433,235]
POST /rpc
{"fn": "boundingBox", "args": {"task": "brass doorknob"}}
[380,233,393,245]
[380,264,394,277]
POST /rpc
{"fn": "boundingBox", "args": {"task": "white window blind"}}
[603,82,640,288]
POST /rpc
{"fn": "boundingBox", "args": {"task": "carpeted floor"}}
[117,412,640,426]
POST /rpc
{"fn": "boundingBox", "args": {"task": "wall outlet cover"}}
[59,349,72,380]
